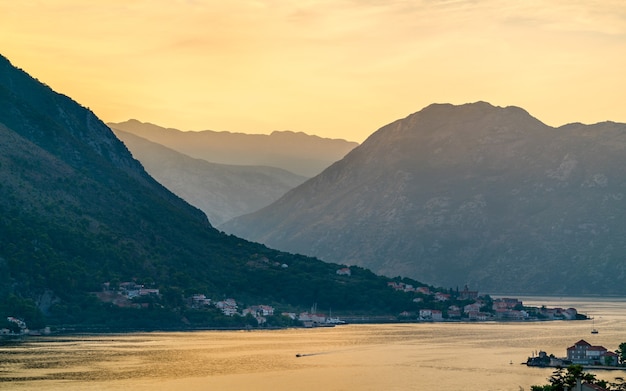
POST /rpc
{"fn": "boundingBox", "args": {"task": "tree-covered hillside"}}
[0,54,432,331]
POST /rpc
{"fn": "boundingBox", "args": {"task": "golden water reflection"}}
[2,297,625,391]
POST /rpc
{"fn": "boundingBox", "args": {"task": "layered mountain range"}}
[0,54,420,328]
[113,129,307,225]
[108,120,358,178]
[222,102,626,295]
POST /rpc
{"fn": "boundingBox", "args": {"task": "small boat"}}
[591,317,599,334]
[326,317,346,325]
[326,308,346,325]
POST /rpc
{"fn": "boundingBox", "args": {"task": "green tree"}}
[563,365,597,389]
[161,287,184,308]
[533,365,598,391]
[548,366,567,391]
[0,294,46,330]
[0,318,21,334]
[616,342,626,365]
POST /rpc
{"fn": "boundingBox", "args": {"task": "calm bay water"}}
[2,297,625,391]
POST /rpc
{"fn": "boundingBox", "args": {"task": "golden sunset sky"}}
[1,1,625,142]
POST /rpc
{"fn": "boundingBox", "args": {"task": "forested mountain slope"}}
[0,54,425,330]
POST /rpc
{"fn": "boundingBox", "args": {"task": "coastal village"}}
[2,272,584,336]
[96,280,341,327]
[92,276,581,326]
[386,281,580,322]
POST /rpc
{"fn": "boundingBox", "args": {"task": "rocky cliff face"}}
[222,102,626,295]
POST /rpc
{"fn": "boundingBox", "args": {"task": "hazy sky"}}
[1,1,625,142]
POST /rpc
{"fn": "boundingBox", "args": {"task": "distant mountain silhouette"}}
[108,120,358,177]
[114,129,307,225]
[222,102,626,295]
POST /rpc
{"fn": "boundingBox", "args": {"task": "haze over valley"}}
[109,120,358,178]
[112,128,309,226]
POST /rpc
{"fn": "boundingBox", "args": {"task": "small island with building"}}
[527,339,626,369]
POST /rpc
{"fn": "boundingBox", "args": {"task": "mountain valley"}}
[113,129,307,225]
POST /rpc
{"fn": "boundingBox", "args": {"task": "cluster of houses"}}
[388,282,481,300]
[115,282,160,299]
[528,339,621,368]
[189,294,277,324]
[189,294,343,327]
[1,316,29,335]
[404,298,530,321]
[1,317,50,336]
[99,279,580,326]
[100,281,345,326]
[97,281,161,308]
[388,282,579,321]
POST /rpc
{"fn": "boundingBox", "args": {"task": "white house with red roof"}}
[336,267,351,276]
[419,309,443,321]
[416,286,431,295]
[463,303,482,313]
[431,310,443,321]
[435,292,451,301]
[566,339,618,366]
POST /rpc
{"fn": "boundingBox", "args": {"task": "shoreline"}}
[526,363,626,372]
[1,317,587,339]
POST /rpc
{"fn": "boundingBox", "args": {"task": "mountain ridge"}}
[108,119,359,177]
[221,101,626,295]
[115,118,356,143]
